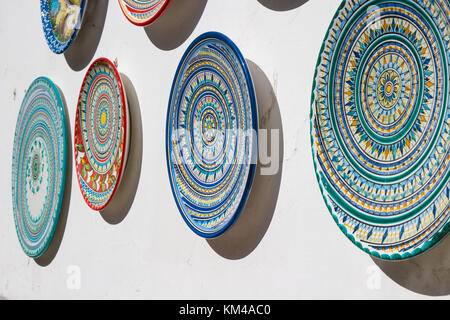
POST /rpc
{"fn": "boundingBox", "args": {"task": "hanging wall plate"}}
[74,57,130,211]
[166,32,258,238]
[40,0,87,54]
[12,77,68,258]
[118,0,171,26]
[311,0,450,260]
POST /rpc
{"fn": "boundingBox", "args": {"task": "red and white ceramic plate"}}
[118,0,171,26]
[74,57,129,210]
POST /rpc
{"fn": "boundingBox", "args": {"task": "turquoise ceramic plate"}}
[12,77,67,258]
[311,0,450,260]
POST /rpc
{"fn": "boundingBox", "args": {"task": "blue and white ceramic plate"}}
[12,77,67,258]
[311,0,450,260]
[40,0,87,54]
[166,32,258,238]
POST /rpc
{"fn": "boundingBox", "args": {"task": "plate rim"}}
[117,0,172,27]
[12,76,68,258]
[74,57,129,211]
[165,31,259,238]
[40,0,87,54]
[309,0,450,260]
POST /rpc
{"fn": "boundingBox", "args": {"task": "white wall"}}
[1,0,449,299]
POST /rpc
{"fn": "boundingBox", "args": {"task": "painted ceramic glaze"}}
[12,77,67,258]
[40,0,87,54]
[74,58,129,210]
[311,0,450,259]
[118,0,171,26]
[167,32,258,238]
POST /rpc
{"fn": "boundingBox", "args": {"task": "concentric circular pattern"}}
[40,0,87,54]
[118,0,171,26]
[167,32,258,238]
[12,77,67,258]
[75,58,129,210]
[311,0,450,259]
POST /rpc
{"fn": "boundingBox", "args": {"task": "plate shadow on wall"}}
[257,0,309,11]
[207,60,284,260]
[100,73,143,225]
[144,0,208,51]
[35,87,72,267]
[64,0,109,71]
[373,234,450,296]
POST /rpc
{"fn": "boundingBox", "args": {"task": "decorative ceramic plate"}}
[118,0,171,26]
[166,32,258,238]
[12,77,67,258]
[74,58,129,210]
[311,0,450,260]
[40,0,87,54]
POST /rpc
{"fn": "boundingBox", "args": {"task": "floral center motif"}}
[201,108,219,145]
[26,139,47,195]
[31,153,41,182]
[376,70,401,109]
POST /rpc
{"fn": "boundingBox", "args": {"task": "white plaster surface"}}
[1,0,449,299]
